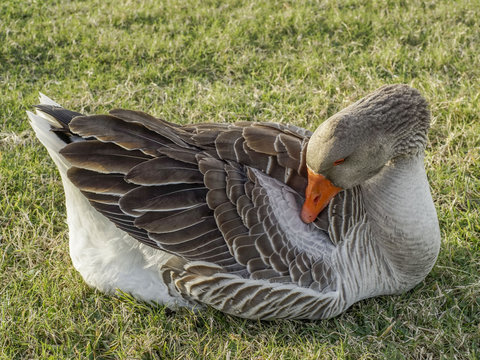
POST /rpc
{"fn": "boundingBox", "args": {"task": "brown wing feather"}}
[60,140,150,174]
[59,107,341,291]
[69,115,172,155]
[125,157,203,185]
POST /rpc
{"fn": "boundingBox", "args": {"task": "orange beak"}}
[301,168,342,223]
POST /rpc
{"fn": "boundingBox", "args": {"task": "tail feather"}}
[39,92,61,107]
[27,110,64,151]
[27,93,83,171]
[34,104,84,144]
[34,104,83,130]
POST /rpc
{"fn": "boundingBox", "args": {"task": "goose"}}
[27,84,441,320]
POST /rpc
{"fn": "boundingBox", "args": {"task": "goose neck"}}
[361,154,441,288]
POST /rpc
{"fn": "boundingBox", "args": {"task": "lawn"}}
[1,0,479,358]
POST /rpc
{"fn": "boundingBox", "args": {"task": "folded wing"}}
[58,108,349,318]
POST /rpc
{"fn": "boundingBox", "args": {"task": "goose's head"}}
[301,84,431,223]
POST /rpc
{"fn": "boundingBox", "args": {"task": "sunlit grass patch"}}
[1,0,479,358]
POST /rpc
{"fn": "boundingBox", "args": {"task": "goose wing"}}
[58,109,348,318]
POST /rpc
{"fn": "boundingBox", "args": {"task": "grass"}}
[1,0,479,358]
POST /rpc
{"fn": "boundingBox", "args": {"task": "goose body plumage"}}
[27,85,441,320]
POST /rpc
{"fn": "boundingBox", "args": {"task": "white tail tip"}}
[39,92,61,107]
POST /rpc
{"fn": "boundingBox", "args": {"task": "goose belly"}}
[61,174,189,308]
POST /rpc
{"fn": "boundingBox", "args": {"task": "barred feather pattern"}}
[30,85,442,320]
[53,108,358,318]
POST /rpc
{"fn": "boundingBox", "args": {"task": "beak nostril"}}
[303,168,342,223]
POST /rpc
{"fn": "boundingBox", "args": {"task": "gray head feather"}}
[307,84,430,189]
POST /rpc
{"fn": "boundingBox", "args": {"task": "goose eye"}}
[333,158,345,166]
